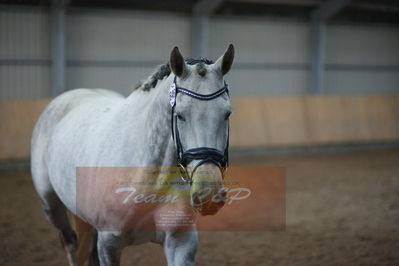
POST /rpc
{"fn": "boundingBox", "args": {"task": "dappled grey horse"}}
[31,44,234,266]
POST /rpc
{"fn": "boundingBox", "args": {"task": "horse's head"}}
[169,44,234,216]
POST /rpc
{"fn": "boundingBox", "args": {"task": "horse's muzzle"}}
[184,160,227,216]
[191,186,227,216]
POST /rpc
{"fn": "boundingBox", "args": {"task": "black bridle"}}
[169,76,230,183]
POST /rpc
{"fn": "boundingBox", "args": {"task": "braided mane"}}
[134,58,214,91]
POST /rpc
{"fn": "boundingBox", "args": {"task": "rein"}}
[169,76,230,183]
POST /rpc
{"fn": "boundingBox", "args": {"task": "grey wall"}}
[1,7,398,99]
[66,10,191,96]
[0,7,50,98]
[210,18,310,95]
[210,17,399,95]
[325,25,399,94]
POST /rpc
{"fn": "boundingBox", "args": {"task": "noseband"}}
[169,76,230,183]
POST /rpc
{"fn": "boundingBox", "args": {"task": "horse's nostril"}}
[218,187,227,197]
[221,190,227,198]
[191,193,203,206]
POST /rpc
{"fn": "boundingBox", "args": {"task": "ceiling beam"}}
[228,0,321,6]
[193,0,225,15]
[311,0,351,21]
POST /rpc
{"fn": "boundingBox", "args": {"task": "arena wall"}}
[1,95,398,160]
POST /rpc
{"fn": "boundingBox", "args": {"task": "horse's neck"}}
[123,76,176,166]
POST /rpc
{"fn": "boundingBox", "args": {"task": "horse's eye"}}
[225,111,232,120]
[177,113,185,121]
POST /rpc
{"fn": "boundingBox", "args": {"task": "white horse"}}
[31,44,234,266]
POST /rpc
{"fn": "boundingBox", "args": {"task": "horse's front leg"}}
[97,231,128,266]
[163,231,198,266]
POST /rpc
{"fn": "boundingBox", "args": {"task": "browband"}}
[176,85,228,101]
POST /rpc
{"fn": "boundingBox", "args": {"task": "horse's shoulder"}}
[47,88,122,112]
[35,88,123,133]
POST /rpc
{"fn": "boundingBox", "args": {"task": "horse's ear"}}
[170,47,187,77]
[214,44,235,75]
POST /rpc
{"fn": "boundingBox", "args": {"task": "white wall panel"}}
[325,71,399,94]
[0,8,50,59]
[65,10,192,96]
[0,8,50,99]
[210,17,399,95]
[326,25,399,65]
[0,65,50,98]
[1,7,398,98]
[66,66,154,96]
[325,24,399,93]
[227,69,308,96]
[209,18,309,96]
[209,18,309,64]
[67,11,191,61]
